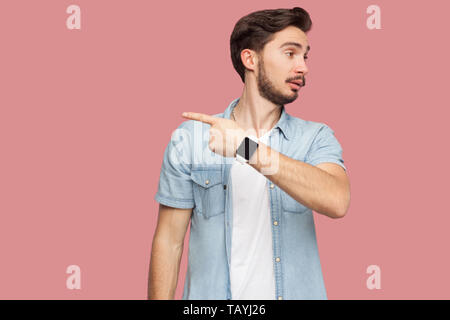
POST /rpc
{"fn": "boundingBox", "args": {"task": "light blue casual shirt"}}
[154,97,346,300]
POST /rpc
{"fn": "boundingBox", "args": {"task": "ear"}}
[240,49,258,72]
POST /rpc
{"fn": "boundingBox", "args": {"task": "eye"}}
[304,55,309,60]
[286,51,294,57]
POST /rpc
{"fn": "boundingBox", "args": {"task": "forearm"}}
[248,142,347,218]
[148,239,183,300]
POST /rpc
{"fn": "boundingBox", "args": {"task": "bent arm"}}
[249,143,350,219]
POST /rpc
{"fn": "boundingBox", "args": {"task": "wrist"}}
[235,134,259,164]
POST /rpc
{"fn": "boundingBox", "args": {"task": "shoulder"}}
[285,113,332,138]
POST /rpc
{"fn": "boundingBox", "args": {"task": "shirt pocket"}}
[191,169,225,218]
[281,191,308,213]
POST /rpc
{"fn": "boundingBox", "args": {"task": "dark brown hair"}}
[230,7,313,83]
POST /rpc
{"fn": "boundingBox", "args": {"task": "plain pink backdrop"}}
[1,0,449,299]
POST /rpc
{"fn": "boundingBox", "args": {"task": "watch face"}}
[237,137,258,160]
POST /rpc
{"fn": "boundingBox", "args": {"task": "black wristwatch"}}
[236,135,259,164]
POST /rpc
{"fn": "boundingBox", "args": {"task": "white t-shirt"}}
[230,128,276,300]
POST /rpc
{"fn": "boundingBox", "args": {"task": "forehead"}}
[267,26,310,52]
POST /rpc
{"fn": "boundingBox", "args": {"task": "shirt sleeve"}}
[154,123,195,209]
[305,124,346,171]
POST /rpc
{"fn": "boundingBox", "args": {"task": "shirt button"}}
[270,183,275,189]
[273,221,278,226]
[278,296,283,300]
[205,179,210,185]
[275,257,280,262]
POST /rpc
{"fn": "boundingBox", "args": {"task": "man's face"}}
[255,26,310,106]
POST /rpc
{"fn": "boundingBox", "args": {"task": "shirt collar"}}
[224,97,291,141]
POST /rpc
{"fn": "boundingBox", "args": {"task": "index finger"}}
[182,112,218,125]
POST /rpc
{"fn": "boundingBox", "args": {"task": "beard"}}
[256,56,302,106]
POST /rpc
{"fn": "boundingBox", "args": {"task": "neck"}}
[233,86,282,139]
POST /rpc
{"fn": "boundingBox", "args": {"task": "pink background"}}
[1,0,449,299]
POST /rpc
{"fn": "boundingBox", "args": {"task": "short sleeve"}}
[305,124,346,171]
[154,124,195,209]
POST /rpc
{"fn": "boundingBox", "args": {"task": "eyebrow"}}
[279,42,310,53]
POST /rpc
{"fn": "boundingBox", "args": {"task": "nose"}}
[294,59,309,77]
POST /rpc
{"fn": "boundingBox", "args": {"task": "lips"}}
[288,82,301,90]
[289,80,303,86]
